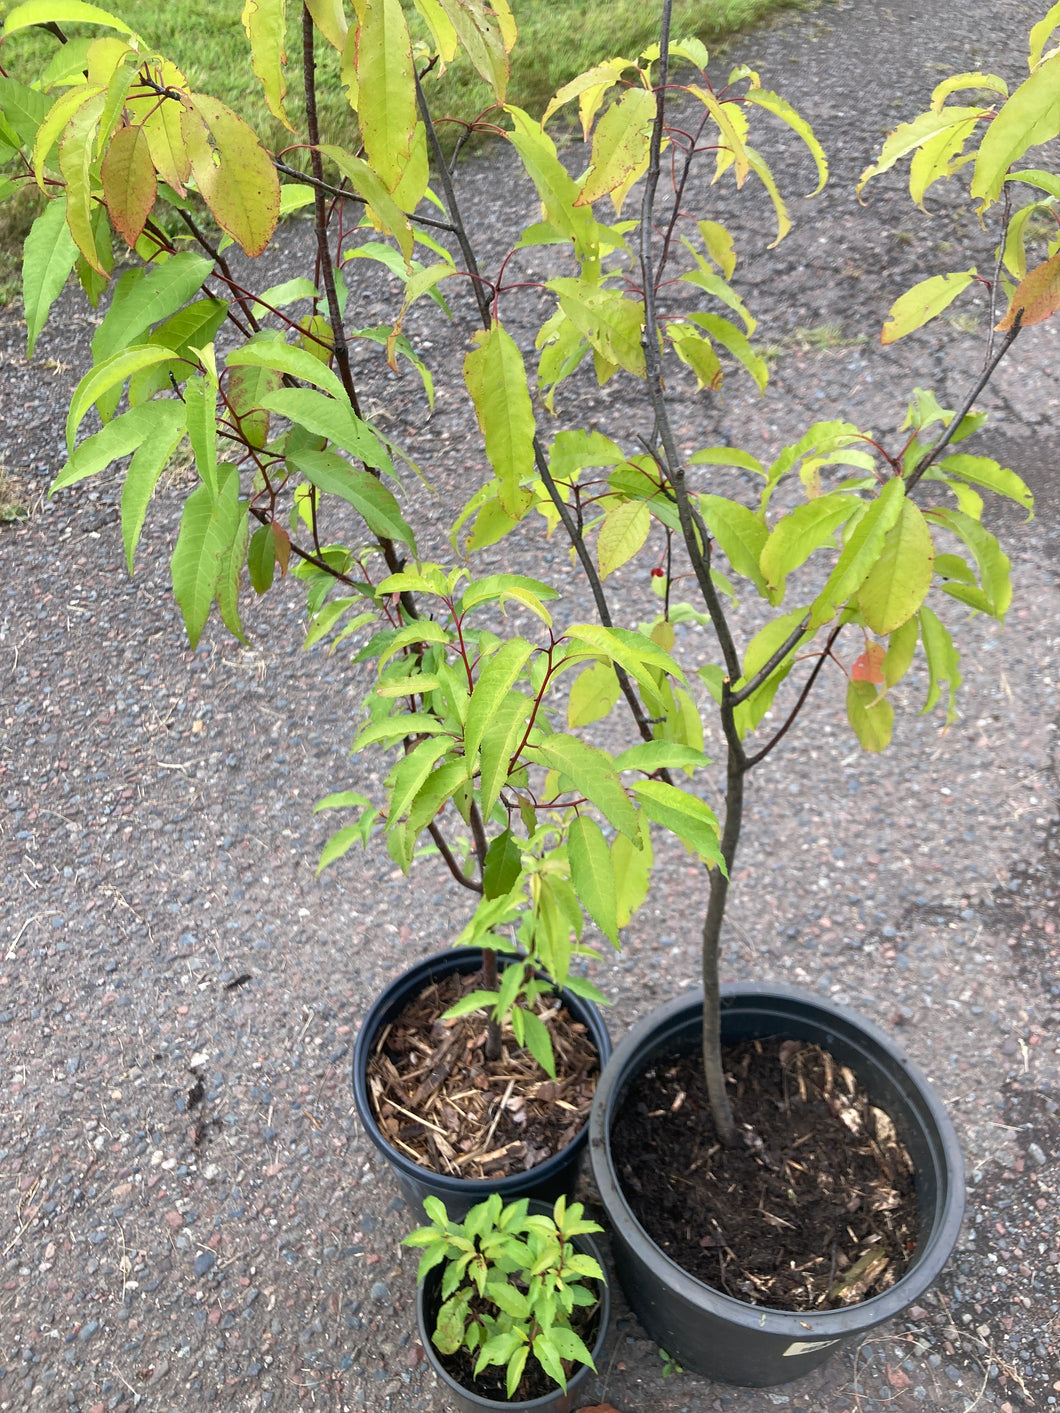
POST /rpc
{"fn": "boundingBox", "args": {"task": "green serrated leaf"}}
[630,779,722,866]
[567,815,618,944]
[597,499,651,578]
[464,322,536,517]
[22,196,80,359]
[858,496,935,633]
[483,828,523,899]
[287,449,415,548]
[462,639,531,763]
[567,661,621,728]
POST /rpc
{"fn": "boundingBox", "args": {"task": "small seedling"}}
[404,1192,605,1398]
[660,1346,684,1377]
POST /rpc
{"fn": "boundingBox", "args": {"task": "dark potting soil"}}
[426,1278,603,1403]
[610,1039,920,1311]
[368,967,600,1181]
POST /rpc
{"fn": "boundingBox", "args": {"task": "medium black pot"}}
[588,984,965,1387]
[415,1213,611,1413]
[353,948,611,1219]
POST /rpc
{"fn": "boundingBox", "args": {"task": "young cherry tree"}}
[1,0,1055,1146]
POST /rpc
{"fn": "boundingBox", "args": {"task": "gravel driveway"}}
[1,0,1058,1410]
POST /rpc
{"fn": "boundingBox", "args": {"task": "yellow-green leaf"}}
[22,196,79,359]
[667,322,722,391]
[542,58,632,137]
[318,144,413,263]
[930,71,1008,111]
[971,54,1060,208]
[463,323,535,517]
[612,813,652,928]
[567,661,620,727]
[809,477,905,629]
[846,679,893,752]
[697,219,736,279]
[688,85,748,185]
[858,107,989,196]
[759,493,859,604]
[597,500,650,578]
[58,93,107,274]
[33,83,105,189]
[181,94,280,257]
[356,0,416,193]
[744,88,827,194]
[306,0,348,50]
[575,86,655,208]
[66,345,178,446]
[242,0,292,131]
[435,0,509,102]
[857,497,934,634]
[745,144,790,246]
[568,816,618,945]
[411,0,458,63]
[547,277,645,377]
[909,112,983,210]
[127,60,190,193]
[3,0,131,35]
[1029,3,1060,70]
[881,270,977,344]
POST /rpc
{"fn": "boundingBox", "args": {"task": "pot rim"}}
[589,982,965,1338]
[353,947,611,1199]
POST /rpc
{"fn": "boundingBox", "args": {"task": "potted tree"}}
[2,0,1054,1386]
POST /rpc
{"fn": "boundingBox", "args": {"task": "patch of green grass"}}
[0,0,809,278]
[792,322,866,351]
[1,0,810,145]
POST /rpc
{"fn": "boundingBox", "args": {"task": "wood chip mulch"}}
[367,967,601,1181]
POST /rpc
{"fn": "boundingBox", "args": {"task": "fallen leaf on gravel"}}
[576,1405,625,1413]
[887,1362,912,1389]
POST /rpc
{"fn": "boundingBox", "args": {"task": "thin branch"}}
[273,158,457,234]
[743,622,845,770]
[415,68,494,329]
[177,210,262,333]
[906,312,1023,493]
[531,438,667,755]
[727,618,810,708]
[985,186,1012,366]
[428,821,482,893]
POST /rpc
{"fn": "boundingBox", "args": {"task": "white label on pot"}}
[782,1339,839,1357]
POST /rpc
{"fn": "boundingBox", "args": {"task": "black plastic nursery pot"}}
[588,984,965,1388]
[353,948,611,1219]
[415,1215,611,1413]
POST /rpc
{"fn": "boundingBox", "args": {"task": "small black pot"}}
[353,948,611,1219]
[415,1213,611,1413]
[588,984,965,1387]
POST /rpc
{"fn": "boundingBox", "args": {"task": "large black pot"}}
[353,948,611,1219]
[588,984,965,1387]
[415,1212,611,1413]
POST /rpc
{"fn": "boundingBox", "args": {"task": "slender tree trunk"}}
[702,719,745,1147]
